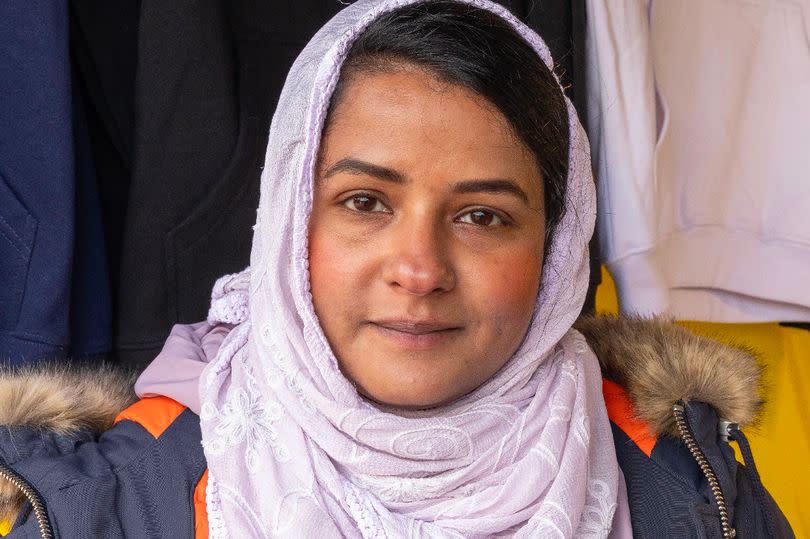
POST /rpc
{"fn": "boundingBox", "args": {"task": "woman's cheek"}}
[309,216,377,320]
[473,243,542,323]
[312,232,354,283]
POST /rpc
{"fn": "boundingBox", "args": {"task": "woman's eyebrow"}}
[322,158,528,203]
[453,179,529,203]
[322,158,405,183]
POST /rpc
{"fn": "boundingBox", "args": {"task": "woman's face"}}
[309,66,546,408]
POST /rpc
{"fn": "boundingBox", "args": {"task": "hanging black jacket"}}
[69,1,345,368]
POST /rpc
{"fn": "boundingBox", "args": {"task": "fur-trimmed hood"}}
[574,316,761,436]
[0,317,762,524]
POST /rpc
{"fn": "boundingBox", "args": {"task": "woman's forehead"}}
[318,68,542,199]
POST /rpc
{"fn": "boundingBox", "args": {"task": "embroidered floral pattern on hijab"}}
[197,0,630,537]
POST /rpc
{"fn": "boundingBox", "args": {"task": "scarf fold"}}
[145,0,632,536]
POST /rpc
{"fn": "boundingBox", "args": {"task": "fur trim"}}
[0,362,136,524]
[0,362,137,433]
[575,316,762,438]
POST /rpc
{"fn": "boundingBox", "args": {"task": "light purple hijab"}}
[138,0,631,536]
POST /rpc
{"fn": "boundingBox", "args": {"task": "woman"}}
[0,0,790,537]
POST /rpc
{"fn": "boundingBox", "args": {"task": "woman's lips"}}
[368,320,463,350]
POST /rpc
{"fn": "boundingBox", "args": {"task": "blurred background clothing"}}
[586,0,810,323]
[71,0,348,368]
[0,1,112,363]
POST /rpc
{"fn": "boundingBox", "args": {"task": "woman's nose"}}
[382,218,456,296]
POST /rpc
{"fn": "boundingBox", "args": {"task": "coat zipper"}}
[672,402,736,539]
[0,459,53,539]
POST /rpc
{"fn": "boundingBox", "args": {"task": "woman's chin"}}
[360,389,459,411]
[351,368,479,411]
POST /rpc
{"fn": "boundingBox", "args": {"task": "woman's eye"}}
[457,209,504,227]
[343,194,389,213]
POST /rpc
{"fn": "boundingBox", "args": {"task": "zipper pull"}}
[718,419,739,443]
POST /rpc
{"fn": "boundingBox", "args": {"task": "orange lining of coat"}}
[602,379,658,457]
[194,470,209,538]
[114,396,187,439]
[113,397,208,536]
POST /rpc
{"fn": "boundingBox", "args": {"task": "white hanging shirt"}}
[586,0,810,322]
